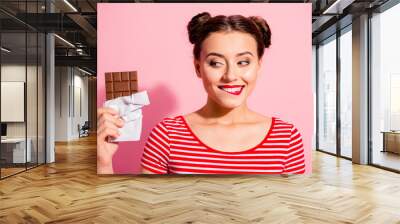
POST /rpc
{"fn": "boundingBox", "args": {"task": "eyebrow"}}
[237,51,254,57]
[206,51,254,58]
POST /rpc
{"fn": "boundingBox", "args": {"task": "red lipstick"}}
[217,85,245,95]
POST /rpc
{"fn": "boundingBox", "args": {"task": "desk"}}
[381,131,400,154]
[1,138,32,163]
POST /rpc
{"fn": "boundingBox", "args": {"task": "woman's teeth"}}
[218,86,244,95]
[222,87,241,92]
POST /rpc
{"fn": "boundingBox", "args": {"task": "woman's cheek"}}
[202,74,217,93]
[242,66,258,82]
[203,70,221,84]
[242,67,258,95]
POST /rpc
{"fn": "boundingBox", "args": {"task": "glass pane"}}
[312,45,317,151]
[318,36,337,154]
[371,3,400,171]
[26,0,39,170]
[27,31,38,169]
[0,1,46,178]
[38,32,45,165]
[1,30,27,177]
[340,28,352,158]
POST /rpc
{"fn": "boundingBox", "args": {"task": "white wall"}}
[54,66,69,141]
[1,65,26,140]
[1,65,41,137]
[71,71,89,139]
[54,66,89,141]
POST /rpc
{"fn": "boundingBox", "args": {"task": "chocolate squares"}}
[105,71,138,100]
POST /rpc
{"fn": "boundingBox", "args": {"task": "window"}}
[339,27,352,158]
[317,35,337,154]
[371,2,400,171]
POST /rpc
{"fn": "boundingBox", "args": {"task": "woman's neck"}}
[196,97,251,125]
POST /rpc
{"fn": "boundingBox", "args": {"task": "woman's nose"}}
[222,65,238,82]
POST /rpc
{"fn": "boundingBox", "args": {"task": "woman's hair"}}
[187,12,272,60]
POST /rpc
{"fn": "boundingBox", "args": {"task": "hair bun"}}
[187,12,211,44]
[249,16,271,48]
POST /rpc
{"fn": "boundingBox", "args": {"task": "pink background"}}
[97,3,313,174]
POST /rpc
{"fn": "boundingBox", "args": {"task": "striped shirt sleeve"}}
[141,120,170,174]
[283,125,306,174]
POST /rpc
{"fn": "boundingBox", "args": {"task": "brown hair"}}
[187,12,272,60]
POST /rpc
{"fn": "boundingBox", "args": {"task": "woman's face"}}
[194,31,262,109]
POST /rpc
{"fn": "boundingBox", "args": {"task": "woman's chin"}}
[216,100,244,110]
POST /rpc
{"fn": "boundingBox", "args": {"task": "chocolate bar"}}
[105,71,138,100]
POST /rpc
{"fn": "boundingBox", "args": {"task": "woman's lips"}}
[217,85,245,95]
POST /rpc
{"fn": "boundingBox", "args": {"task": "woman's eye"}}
[209,61,223,67]
[238,60,250,66]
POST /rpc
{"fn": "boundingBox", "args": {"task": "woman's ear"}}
[194,59,201,78]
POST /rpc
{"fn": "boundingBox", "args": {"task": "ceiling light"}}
[322,0,355,15]
[1,47,11,53]
[54,34,75,48]
[323,0,341,14]
[78,67,93,76]
[63,0,78,12]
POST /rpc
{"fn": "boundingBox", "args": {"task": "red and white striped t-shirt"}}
[141,116,305,174]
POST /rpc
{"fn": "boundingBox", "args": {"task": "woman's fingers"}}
[98,117,124,131]
[115,117,124,128]
[97,106,125,143]
[97,107,119,119]
[98,127,120,142]
[98,112,124,129]
[97,123,120,141]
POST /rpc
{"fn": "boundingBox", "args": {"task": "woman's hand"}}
[97,107,124,174]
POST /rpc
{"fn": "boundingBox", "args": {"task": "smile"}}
[217,85,245,95]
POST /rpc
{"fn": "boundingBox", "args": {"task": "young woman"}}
[97,12,305,174]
